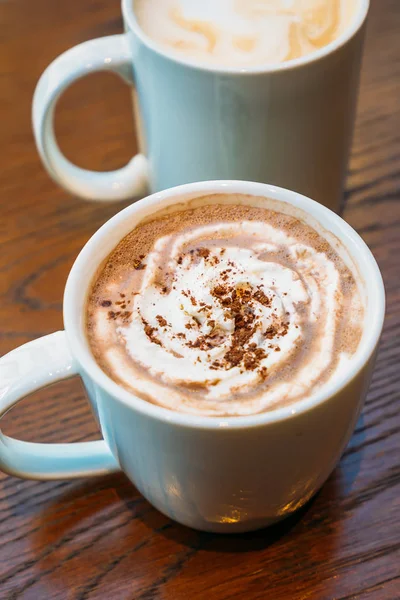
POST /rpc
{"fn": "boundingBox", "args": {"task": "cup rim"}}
[122,0,369,75]
[64,180,385,430]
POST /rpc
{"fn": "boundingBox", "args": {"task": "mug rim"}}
[64,180,385,430]
[122,0,370,75]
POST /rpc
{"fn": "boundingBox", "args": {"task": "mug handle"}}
[0,331,120,480]
[32,34,149,201]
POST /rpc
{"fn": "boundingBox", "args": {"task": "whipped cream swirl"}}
[92,217,362,416]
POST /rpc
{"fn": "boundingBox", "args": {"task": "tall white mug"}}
[33,0,369,211]
[0,181,384,532]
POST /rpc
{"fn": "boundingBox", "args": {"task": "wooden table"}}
[1,1,399,598]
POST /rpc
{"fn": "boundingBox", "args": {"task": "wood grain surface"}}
[1,0,399,598]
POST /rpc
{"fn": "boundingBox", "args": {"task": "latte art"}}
[87,197,364,416]
[134,0,359,66]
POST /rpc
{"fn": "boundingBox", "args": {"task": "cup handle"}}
[32,34,149,201]
[0,331,120,480]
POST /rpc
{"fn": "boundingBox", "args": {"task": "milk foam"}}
[134,0,358,66]
[88,205,364,416]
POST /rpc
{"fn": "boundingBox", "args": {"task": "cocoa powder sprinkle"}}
[197,247,210,259]
[264,325,277,339]
[142,318,162,346]
[206,283,268,372]
[253,289,271,307]
[133,259,146,270]
[156,315,168,327]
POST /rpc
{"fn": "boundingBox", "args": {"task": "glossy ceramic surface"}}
[0,180,384,532]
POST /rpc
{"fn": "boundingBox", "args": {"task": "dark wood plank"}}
[0,0,399,598]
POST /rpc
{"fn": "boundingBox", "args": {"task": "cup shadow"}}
[32,409,364,553]
[28,465,355,599]
[33,470,321,553]
[25,409,366,600]
[158,495,319,552]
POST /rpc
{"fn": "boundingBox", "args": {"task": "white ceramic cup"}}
[0,181,384,533]
[33,0,369,211]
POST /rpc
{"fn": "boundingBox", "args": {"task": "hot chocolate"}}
[134,0,359,67]
[86,194,365,416]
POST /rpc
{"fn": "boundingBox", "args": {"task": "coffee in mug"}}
[0,181,384,532]
[86,194,365,417]
[33,0,369,211]
[135,0,359,67]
